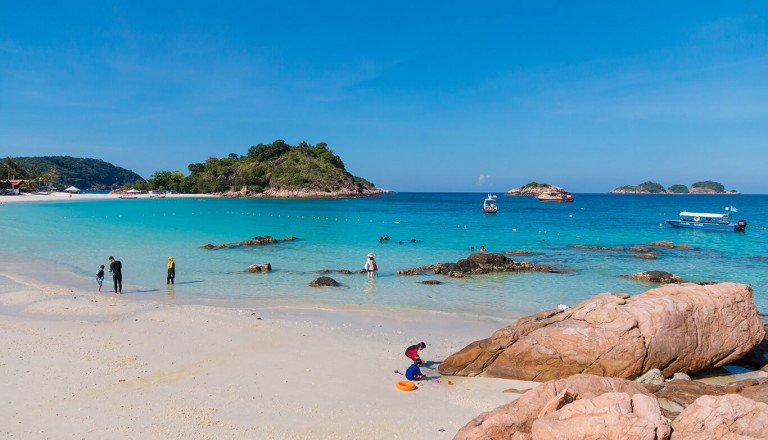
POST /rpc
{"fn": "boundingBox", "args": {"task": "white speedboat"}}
[483,194,498,213]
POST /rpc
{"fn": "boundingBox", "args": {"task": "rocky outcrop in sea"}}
[438,283,764,381]
[396,253,563,277]
[505,183,570,196]
[200,235,296,250]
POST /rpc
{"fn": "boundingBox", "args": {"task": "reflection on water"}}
[166,285,175,305]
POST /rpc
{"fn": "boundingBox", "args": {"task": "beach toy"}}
[396,381,417,391]
[447,381,454,386]
[434,379,440,383]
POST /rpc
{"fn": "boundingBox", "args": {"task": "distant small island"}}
[609,180,739,194]
[505,181,571,196]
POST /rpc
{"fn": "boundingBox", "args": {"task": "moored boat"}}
[536,192,574,202]
[666,207,746,232]
[483,194,498,213]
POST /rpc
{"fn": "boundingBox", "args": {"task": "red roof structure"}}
[2,179,29,194]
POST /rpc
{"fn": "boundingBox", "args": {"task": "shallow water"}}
[1,193,766,320]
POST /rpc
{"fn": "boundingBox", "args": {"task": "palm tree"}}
[25,164,41,191]
[41,167,60,192]
[1,157,25,180]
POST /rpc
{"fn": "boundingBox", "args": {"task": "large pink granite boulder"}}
[530,392,671,440]
[455,374,664,440]
[670,394,768,439]
[439,283,764,381]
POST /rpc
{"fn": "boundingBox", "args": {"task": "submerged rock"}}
[625,271,683,284]
[201,235,297,250]
[316,269,353,275]
[309,276,340,287]
[245,263,272,273]
[439,283,764,382]
[646,241,695,250]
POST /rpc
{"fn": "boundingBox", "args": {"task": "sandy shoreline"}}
[0,273,536,439]
[0,192,215,204]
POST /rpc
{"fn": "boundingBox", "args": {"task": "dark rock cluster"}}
[201,235,297,250]
[397,253,563,278]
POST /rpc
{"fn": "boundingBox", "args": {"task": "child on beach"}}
[405,360,426,381]
[405,341,427,364]
[96,265,105,293]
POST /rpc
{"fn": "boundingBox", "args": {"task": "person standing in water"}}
[108,256,122,294]
[167,256,175,284]
[364,252,377,278]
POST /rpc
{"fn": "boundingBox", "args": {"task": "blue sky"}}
[1,1,766,193]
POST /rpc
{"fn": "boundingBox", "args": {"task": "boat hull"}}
[536,193,574,202]
[538,198,574,202]
[666,220,742,232]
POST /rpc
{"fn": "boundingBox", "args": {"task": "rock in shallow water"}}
[309,276,340,287]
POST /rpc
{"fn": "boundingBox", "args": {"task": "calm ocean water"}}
[1,193,766,320]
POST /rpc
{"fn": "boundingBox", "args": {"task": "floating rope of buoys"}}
[396,381,416,391]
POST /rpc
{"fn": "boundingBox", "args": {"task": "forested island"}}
[131,140,382,198]
[609,180,739,194]
[2,156,142,191]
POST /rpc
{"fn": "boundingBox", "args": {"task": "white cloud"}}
[477,174,490,185]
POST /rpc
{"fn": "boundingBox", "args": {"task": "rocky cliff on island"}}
[609,180,739,194]
[505,182,571,196]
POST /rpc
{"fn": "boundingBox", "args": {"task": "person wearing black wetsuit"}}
[109,256,123,294]
[167,256,175,284]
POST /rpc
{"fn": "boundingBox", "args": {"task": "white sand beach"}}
[0,191,214,204]
[0,273,536,439]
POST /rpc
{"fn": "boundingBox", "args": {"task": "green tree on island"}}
[667,184,689,193]
[1,157,26,180]
[691,181,725,193]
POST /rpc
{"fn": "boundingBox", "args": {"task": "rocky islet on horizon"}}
[610,180,740,194]
[504,181,572,196]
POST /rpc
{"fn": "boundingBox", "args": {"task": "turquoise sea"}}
[1,193,767,320]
